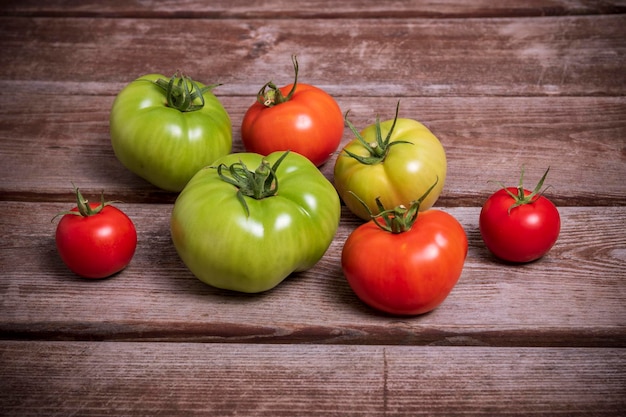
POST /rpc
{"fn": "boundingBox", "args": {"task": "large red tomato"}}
[480,168,560,263]
[341,193,467,316]
[241,56,344,166]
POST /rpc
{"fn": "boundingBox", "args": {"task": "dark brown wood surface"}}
[1,1,625,415]
[2,341,625,416]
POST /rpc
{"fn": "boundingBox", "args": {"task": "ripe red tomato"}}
[55,188,137,279]
[341,195,468,316]
[479,168,560,263]
[241,56,344,166]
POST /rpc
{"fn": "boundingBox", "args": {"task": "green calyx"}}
[216,151,290,216]
[154,72,219,112]
[500,166,551,214]
[53,186,113,220]
[256,55,299,107]
[343,101,412,165]
[351,177,439,234]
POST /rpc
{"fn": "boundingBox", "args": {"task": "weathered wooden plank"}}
[1,341,624,416]
[0,95,624,206]
[0,15,624,97]
[2,0,625,18]
[1,202,624,346]
[1,5,623,416]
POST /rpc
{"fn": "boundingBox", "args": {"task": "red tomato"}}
[241,56,343,166]
[341,198,468,316]
[479,168,560,263]
[55,189,137,279]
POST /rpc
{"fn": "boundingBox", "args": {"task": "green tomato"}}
[170,151,341,293]
[334,104,447,220]
[110,73,232,192]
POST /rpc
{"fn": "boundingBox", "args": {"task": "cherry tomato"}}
[479,168,560,263]
[241,55,344,166]
[55,188,137,279]
[341,188,468,316]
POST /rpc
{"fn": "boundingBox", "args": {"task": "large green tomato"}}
[334,104,447,220]
[110,73,232,192]
[170,151,341,293]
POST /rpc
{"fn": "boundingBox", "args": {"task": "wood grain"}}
[0,13,623,205]
[0,95,624,206]
[2,0,626,18]
[1,341,624,416]
[2,202,624,346]
[0,4,624,415]
[1,15,624,97]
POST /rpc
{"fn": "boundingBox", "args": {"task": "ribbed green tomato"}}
[170,151,341,293]
[110,73,232,192]
[334,105,447,220]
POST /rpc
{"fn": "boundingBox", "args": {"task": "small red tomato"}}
[241,55,344,166]
[479,168,560,263]
[341,187,468,316]
[55,187,137,279]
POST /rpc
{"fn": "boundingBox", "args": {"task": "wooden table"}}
[1,1,625,415]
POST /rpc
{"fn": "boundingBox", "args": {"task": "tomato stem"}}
[256,55,299,107]
[216,151,290,216]
[350,177,439,233]
[501,166,552,214]
[52,185,115,221]
[343,101,412,165]
[154,72,220,112]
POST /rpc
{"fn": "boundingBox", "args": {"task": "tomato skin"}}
[55,203,137,279]
[334,118,446,221]
[479,187,560,263]
[110,74,232,192]
[342,210,467,315]
[241,83,344,167]
[170,151,341,293]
